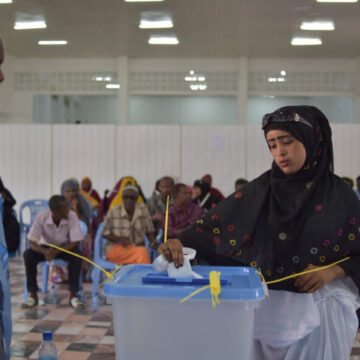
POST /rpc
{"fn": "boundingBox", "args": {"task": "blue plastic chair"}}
[0,196,3,220]
[91,223,117,306]
[18,199,49,255]
[23,220,87,302]
[91,224,163,306]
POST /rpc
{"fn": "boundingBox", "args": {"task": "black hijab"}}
[179,106,360,291]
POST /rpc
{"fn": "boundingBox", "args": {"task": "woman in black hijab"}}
[0,177,20,252]
[192,180,221,211]
[159,106,360,360]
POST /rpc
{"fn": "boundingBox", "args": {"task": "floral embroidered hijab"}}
[179,106,360,292]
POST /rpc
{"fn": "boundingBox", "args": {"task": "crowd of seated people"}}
[7,171,359,311]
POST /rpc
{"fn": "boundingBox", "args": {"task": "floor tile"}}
[59,350,91,360]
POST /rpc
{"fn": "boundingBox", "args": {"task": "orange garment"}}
[106,244,151,264]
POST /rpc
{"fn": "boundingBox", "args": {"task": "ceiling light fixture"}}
[190,84,208,91]
[280,70,286,76]
[300,20,335,30]
[148,35,179,45]
[268,77,286,82]
[38,40,68,45]
[291,37,322,46]
[140,20,173,29]
[0,0,13,4]
[14,20,47,30]
[317,0,357,2]
[106,84,120,89]
[125,0,164,2]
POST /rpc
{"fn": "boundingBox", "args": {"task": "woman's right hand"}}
[158,239,184,268]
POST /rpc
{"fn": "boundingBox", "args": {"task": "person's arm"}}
[103,233,131,247]
[294,264,346,293]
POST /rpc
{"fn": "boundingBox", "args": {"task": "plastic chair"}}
[23,220,87,302]
[0,196,3,220]
[18,199,49,255]
[91,223,117,306]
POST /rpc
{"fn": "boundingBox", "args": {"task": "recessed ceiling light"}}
[148,35,179,45]
[106,84,120,89]
[125,0,164,2]
[14,20,47,30]
[280,70,286,76]
[268,77,286,82]
[300,20,335,31]
[317,0,358,2]
[38,40,68,45]
[190,84,207,91]
[291,37,322,46]
[139,20,173,29]
[0,0,13,4]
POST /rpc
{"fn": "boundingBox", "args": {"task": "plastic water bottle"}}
[38,331,57,360]
[49,285,56,305]
[92,295,99,311]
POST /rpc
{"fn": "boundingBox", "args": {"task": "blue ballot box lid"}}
[104,265,265,301]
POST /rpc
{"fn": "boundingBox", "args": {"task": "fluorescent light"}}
[185,76,197,82]
[300,21,335,31]
[198,76,206,81]
[291,37,322,46]
[190,84,207,91]
[280,70,286,76]
[140,20,173,29]
[148,35,179,45]
[317,0,357,2]
[106,84,120,89]
[268,77,286,82]
[14,20,47,30]
[38,40,68,45]
[125,0,164,2]
[0,0,13,4]
[189,70,195,75]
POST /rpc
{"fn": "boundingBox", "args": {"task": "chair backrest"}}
[0,196,3,220]
[94,222,107,262]
[19,199,49,227]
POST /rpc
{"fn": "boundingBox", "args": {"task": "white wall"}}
[129,96,238,125]
[248,96,355,124]
[0,123,359,214]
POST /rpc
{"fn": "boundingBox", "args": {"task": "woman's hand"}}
[294,264,346,293]
[158,239,184,268]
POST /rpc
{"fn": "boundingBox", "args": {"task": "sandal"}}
[70,297,85,310]
[21,296,38,309]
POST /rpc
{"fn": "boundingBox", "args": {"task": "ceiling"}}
[0,0,359,59]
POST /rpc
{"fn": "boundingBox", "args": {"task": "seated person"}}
[356,176,360,199]
[162,183,204,238]
[147,176,174,230]
[102,185,156,264]
[22,195,84,310]
[80,176,102,204]
[0,177,20,252]
[201,174,224,201]
[61,179,91,231]
[192,180,221,211]
[234,178,249,191]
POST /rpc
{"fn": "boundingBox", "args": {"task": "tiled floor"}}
[9,256,115,360]
[8,255,360,359]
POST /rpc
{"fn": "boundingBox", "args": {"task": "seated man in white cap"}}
[102,185,157,264]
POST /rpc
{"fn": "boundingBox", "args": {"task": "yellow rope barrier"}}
[29,234,113,279]
[265,256,350,285]
[164,195,170,243]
